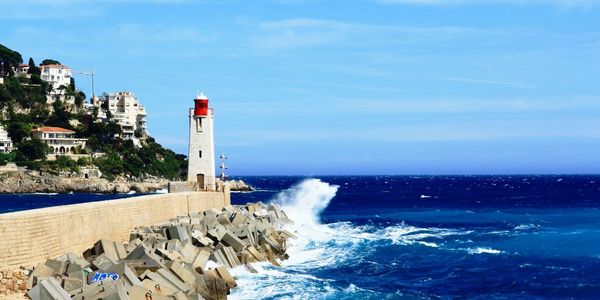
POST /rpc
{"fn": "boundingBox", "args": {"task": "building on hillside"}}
[187,92,216,191]
[40,64,72,92]
[92,91,148,146]
[0,125,14,153]
[31,127,87,155]
[14,64,30,78]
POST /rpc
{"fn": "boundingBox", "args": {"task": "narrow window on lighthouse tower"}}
[196,118,203,132]
[199,151,202,158]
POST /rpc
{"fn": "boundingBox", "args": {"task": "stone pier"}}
[0,191,230,268]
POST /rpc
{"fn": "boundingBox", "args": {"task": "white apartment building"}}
[40,64,72,92]
[93,91,148,145]
[31,127,87,155]
[0,125,14,153]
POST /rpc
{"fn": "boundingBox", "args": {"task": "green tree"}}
[29,107,50,124]
[41,59,61,65]
[77,157,91,166]
[3,77,26,106]
[30,74,43,85]
[74,91,85,107]
[0,44,23,76]
[47,100,72,129]
[0,84,10,106]
[7,121,31,144]
[16,139,49,161]
[0,151,16,166]
[27,57,41,76]
[81,120,122,152]
[95,152,125,180]
[54,155,79,172]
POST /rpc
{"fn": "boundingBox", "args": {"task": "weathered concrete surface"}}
[0,191,230,268]
[22,202,292,299]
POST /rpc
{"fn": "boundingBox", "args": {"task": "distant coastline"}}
[0,169,166,194]
[0,170,254,194]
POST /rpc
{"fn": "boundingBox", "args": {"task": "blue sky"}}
[1,0,599,175]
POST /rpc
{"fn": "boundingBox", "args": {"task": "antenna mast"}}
[74,70,96,99]
[219,154,228,181]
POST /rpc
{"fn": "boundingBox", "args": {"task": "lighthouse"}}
[187,92,216,191]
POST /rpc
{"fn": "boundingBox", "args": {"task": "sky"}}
[1,0,600,175]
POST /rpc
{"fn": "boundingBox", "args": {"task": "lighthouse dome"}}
[196,92,208,100]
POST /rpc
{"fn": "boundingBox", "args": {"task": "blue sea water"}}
[228,175,600,300]
[2,175,600,299]
[0,192,140,214]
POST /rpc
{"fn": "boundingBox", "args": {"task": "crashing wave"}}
[230,178,476,299]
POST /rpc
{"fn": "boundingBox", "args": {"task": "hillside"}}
[0,44,187,182]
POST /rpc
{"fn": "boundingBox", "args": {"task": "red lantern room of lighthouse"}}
[194,93,209,116]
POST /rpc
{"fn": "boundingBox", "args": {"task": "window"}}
[196,118,203,132]
[199,151,202,158]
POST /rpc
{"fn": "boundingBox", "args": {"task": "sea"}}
[2,175,600,299]
[228,176,600,300]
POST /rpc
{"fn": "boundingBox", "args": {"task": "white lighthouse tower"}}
[187,92,216,191]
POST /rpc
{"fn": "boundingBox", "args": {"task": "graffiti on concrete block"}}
[90,272,120,283]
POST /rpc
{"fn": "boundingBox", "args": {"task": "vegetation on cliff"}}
[0,44,187,181]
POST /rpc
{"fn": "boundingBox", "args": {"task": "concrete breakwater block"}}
[24,202,293,299]
[27,278,71,300]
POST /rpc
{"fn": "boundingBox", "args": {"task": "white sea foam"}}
[154,188,168,194]
[466,247,503,255]
[230,178,471,299]
[514,224,539,231]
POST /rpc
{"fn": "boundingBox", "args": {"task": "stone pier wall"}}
[0,191,230,268]
[0,268,29,296]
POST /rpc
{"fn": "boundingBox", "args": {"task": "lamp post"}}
[219,154,228,181]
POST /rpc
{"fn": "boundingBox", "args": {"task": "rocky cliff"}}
[0,170,167,194]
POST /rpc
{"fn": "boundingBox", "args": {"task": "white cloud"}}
[251,18,498,49]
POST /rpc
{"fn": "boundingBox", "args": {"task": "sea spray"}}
[229,178,477,299]
[271,178,339,227]
[230,179,344,300]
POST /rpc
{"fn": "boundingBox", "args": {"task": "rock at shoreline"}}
[216,179,254,192]
[20,202,293,299]
[0,170,167,194]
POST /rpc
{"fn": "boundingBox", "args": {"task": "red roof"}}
[18,64,29,68]
[31,127,75,133]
